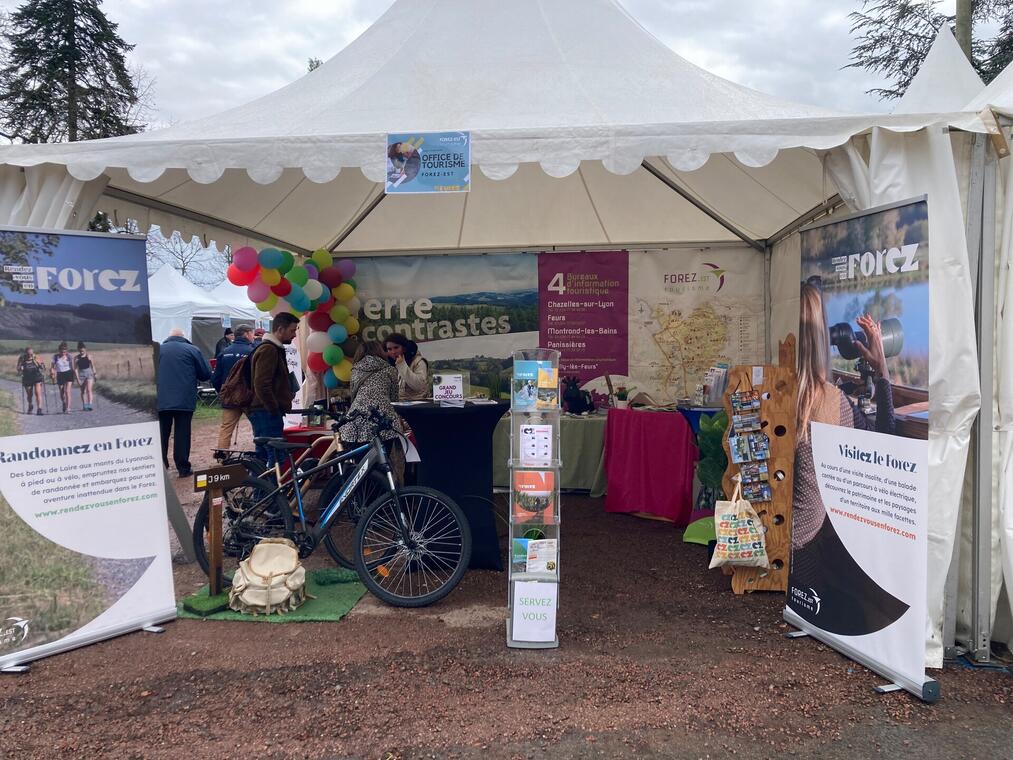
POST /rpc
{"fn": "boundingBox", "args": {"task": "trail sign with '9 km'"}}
[193,465,246,493]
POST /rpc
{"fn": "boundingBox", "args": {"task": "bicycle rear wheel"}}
[354,487,472,607]
[192,476,292,580]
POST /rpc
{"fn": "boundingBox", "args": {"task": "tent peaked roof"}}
[895,25,983,114]
[965,54,1013,117]
[147,265,219,312]
[0,0,983,188]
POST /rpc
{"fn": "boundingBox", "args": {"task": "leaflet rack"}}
[506,348,561,649]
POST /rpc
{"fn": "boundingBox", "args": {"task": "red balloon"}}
[307,312,333,332]
[318,267,344,289]
[271,278,292,297]
[227,263,258,286]
[307,352,328,374]
[315,296,336,313]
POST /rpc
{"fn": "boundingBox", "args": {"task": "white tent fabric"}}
[0,164,107,230]
[147,266,223,342]
[207,280,263,325]
[0,0,985,254]
[894,25,984,115]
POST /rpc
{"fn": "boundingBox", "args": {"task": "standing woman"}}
[339,340,406,482]
[51,342,75,413]
[74,342,97,411]
[17,347,45,415]
[383,332,429,400]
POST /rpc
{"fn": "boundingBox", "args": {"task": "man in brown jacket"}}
[248,312,300,464]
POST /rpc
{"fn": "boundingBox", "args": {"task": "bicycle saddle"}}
[253,437,311,451]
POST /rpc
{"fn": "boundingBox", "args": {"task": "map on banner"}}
[626,250,765,402]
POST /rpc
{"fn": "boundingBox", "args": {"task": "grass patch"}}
[0,388,16,437]
[193,405,224,422]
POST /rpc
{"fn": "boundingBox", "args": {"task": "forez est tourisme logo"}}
[662,262,727,293]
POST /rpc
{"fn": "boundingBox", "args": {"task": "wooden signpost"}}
[193,464,246,595]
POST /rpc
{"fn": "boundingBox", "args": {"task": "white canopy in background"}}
[0,0,985,254]
[147,266,258,342]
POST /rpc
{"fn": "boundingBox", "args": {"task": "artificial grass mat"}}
[178,567,366,622]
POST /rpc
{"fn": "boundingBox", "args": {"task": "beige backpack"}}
[229,538,310,615]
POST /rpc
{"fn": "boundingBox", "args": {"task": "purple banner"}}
[538,251,628,382]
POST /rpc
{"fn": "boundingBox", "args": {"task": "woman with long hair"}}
[383,332,429,400]
[17,346,45,415]
[74,342,97,411]
[51,341,74,413]
[791,281,904,635]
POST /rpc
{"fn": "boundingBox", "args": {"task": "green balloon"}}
[311,248,332,270]
[286,265,309,286]
[344,278,356,290]
[322,344,344,366]
[278,250,295,274]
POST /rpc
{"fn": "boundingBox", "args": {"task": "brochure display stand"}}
[720,336,798,595]
[507,348,561,649]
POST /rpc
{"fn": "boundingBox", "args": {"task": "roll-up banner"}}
[788,198,935,701]
[0,227,175,670]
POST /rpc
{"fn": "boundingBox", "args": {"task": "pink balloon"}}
[337,259,357,279]
[247,280,270,303]
[233,246,259,272]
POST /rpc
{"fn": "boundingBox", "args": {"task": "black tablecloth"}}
[395,401,509,570]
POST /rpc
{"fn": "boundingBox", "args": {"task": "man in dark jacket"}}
[214,328,234,357]
[249,313,299,464]
[157,328,212,476]
[212,324,254,449]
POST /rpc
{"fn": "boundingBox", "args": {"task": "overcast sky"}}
[0,0,968,127]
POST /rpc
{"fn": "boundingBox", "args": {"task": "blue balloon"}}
[327,324,349,344]
[323,368,339,389]
[258,247,284,269]
[288,284,310,312]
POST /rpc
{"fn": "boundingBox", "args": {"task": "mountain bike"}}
[211,407,386,569]
[193,409,472,607]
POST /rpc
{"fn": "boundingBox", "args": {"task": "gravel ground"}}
[2,414,1010,759]
[0,376,151,434]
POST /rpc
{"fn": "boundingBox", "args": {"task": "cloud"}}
[0,0,897,125]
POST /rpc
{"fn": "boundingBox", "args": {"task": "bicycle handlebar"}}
[290,406,397,435]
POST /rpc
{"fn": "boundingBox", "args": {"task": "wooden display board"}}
[720,335,797,594]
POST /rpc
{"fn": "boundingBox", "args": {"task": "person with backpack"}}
[212,324,255,449]
[248,313,300,464]
[17,347,46,415]
[157,328,212,477]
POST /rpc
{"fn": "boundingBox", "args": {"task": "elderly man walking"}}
[212,323,255,449]
[157,328,212,477]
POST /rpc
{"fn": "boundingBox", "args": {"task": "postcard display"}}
[719,338,798,595]
[507,349,561,648]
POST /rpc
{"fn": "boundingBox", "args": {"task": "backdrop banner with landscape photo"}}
[786,198,934,700]
[0,228,175,670]
[354,248,765,401]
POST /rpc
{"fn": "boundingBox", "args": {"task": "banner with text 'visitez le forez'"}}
[0,227,175,670]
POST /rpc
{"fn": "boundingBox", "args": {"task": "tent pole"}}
[102,185,311,254]
[766,195,845,249]
[970,137,997,663]
[640,161,764,252]
[328,191,386,253]
[763,244,772,364]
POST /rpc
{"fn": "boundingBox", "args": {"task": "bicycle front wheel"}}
[354,487,472,607]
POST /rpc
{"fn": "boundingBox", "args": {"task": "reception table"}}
[603,408,698,526]
[492,412,608,495]
[395,401,509,570]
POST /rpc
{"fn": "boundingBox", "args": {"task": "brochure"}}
[728,434,752,464]
[731,390,761,413]
[526,539,558,574]
[536,386,559,410]
[748,432,770,460]
[731,412,761,434]
[518,424,553,467]
[512,360,541,410]
[512,470,556,523]
[511,538,530,573]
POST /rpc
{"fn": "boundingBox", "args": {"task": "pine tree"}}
[0,0,142,142]
[848,0,1013,100]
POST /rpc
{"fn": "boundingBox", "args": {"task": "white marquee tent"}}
[0,0,998,675]
[147,265,260,343]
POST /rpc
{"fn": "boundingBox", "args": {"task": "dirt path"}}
[0,376,152,433]
[2,472,1010,759]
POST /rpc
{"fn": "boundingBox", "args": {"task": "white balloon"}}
[345,296,361,316]
[307,330,333,354]
[303,279,324,300]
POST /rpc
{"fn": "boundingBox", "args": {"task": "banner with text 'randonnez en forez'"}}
[789,198,934,701]
[0,227,175,670]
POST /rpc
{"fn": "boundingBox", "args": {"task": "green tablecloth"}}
[493,413,607,496]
